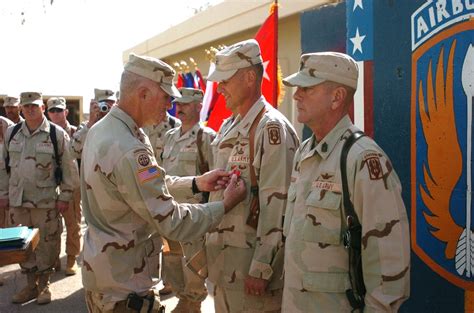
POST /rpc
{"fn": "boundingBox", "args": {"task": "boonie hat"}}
[47,97,67,110]
[207,39,263,82]
[94,89,116,102]
[124,53,181,98]
[172,88,204,104]
[20,92,43,106]
[283,52,359,89]
[3,96,20,107]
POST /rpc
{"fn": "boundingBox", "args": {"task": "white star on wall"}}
[350,28,366,54]
[262,60,270,81]
[353,0,363,11]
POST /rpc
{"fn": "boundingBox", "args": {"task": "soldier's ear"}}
[331,86,347,110]
[246,68,257,85]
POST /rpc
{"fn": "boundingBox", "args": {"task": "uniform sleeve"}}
[0,127,12,200]
[70,123,88,159]
[283,146,302,238]
[248,121,299,280]
[58,131,80,202]
[203,130,216,172]
[115,148,225,242]
[351,149,410,312]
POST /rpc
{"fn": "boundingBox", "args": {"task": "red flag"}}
[195,69,206,93]
[204,1,279,130]
[255,1,280,107]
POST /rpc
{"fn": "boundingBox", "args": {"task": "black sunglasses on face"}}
[48,108,64,113]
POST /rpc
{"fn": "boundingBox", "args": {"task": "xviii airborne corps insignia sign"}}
[411,0,474,289]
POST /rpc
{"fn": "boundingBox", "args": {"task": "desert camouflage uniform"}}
[0,117,79,273]
[161,122,215,303]
[57,122,82,266]
[81,106,226,311]
[143,114,181,165]
[70,121,88,160]
[207,97,299,312]
[282,116,410,312]
[0,116,13,227]
[210,115,235,169]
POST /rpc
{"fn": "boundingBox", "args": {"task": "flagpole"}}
[273,0,279,106]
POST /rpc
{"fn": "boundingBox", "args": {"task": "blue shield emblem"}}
[411,1,474,289]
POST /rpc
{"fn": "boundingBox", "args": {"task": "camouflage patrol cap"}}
[3,96,20,107]
[20,92,43,106]
[207,39,263,82]
[47,97,67,110]
[94,88,116,102]
[172,87,204,104]
[124,53,181,98]
[283,52,359,89]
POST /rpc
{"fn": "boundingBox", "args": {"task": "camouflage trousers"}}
[85,289,164,313]
[0,207,8,227]
[10,206,62,272]
[161,238,207,302]
[57,188,82,257]
[281,286,353,313]
[214,285,282,313]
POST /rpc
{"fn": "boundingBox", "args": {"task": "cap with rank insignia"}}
[207,39,263,82]
[124,53,181,98]
[20,92,43,106]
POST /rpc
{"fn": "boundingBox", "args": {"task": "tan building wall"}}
[123,0,338,137]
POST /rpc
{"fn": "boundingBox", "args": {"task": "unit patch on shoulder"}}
[267,125,281,145]
[136,153,151,167]
[364,155,383,180]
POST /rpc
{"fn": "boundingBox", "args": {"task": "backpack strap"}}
[49,124,63,186]
[5,122,23,174]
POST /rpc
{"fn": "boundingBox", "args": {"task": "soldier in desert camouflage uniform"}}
[0,115,13,287]
[204,39,299,313]
[143,113,181,166]
[47,97,82,276]
[0,92,79,305]
[160,87,215,312]
[3,96,23,124]
[70,89,116,161]
[0,115,13,230]
[81,53,246,313]
[281,52,410,312]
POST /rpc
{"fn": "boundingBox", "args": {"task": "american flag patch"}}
[137,166,159,183]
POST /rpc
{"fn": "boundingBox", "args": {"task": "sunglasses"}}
[48,108,64,113]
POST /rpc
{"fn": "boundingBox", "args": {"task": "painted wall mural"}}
[411,0,474,290]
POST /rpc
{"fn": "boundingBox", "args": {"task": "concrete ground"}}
[0,221,215,313]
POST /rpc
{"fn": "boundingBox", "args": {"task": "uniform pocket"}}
[302,190,342,245]
[179,151,197,162]
[36,151,55,182]
[302,271,350,293]
[8,142,22,168]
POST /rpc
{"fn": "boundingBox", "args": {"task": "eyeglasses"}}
[48,108,64,113]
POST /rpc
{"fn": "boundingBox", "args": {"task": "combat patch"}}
[364,155,383,180]
[137,166,160,183]
[267,125,281,145]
